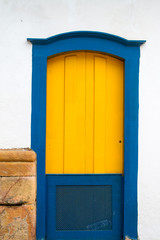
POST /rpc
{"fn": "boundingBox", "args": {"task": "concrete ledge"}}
[0,149,36,162]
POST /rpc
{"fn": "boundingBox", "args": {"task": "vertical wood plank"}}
[94,56,107,173]
[85,53,94,173]
[64,55,77,173]
[64,53,86,173]
[76,53,86,173]
[105,56,124,173]
[46,56,64,174]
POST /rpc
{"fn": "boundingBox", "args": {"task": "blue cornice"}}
[27,31,146,47]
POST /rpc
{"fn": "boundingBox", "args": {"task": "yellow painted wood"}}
[46,51,124,174]
[105,57,124,173]
[85,53,94,173]
[94,56,107,173]
[46,56,64,173]
[46,55,64,174]
[64,53,86,173]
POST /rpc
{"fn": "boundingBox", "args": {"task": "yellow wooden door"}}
[46,51,124,174]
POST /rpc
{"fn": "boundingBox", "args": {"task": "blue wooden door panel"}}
[46,174,123,240]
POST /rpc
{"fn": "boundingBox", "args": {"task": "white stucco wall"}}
[0,0,160,239]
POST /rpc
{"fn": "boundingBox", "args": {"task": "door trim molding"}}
[28,31,145,46]
[28,31,145,240]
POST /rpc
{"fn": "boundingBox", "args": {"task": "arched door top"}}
[28,31,145,61]
[28,30,145,46]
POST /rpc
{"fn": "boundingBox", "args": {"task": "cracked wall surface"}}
[0,149,36,240]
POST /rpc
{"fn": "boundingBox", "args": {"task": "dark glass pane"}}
[56,185,112,231]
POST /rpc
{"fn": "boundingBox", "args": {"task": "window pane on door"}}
[56,185,112,231]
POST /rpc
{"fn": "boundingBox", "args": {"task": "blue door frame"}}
[28,31,145,240]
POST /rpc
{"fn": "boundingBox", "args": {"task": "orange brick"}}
[0,162,36,176]
[0,204,36,240]
[0,149,36,162]
[0,177,36,205]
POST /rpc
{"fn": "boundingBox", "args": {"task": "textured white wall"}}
[0,0,160,239]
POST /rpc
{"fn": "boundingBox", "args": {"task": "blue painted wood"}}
[31,51,47,238]
[124,57,140,238]
[27,30,145,46]
[46,174,123,240]
[29,31,145,240]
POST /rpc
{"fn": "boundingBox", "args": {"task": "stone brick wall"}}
[0,149,36,240]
